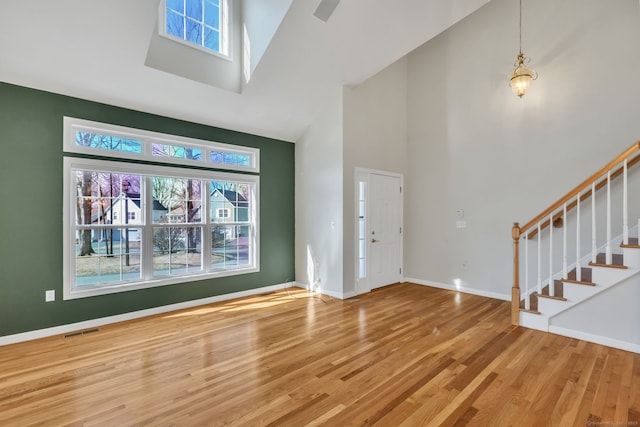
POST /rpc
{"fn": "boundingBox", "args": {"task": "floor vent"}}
[64,328,100,338]
[345,298,361,303]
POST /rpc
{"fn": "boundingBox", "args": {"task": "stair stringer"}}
[520,246,640,332]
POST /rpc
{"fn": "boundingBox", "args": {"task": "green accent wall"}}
[0,82,295,337]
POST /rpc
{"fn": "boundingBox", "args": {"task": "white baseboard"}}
[549,325,640,354]
[294,281,355,299]
[0,282,295,347]
[405,277,510,301]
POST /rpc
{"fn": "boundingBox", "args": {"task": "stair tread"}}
[538,281,564,299]
[567,267,592,283]
[588,262,628,269]
[620,238,640,248]
[562,279,597,286]
[589,252,628,269]
[535,293,567,302]
[519,308,541,315]
[621,237,639,248]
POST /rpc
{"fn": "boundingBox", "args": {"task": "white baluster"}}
[606,170,612,265]
[525,232,529,310]
[592,182,597,264]
[537,222,542,295]
[576,191,581,282]
[563,203,567,279]
[549,213,554,297]
[623,158,628,245]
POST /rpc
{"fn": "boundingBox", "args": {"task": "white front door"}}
[369,173,402,289]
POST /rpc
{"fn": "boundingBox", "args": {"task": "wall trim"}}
[405,278,510,301]
[549,325,640,354]
[294,282,355,300]
[0,282,294,347]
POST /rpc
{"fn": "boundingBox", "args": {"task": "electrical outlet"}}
[45,290,55,302]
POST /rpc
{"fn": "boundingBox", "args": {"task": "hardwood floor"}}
[0,283,638,426]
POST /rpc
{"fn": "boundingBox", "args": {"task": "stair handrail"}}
[526,151,640,239]
[511,140,640,325]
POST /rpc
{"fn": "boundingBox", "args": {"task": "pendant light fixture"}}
[510,0,537,97]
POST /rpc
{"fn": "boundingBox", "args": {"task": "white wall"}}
[241,0,293,80]
[343,57,409,295]
[404,0,640,297]
[295,92,344,297]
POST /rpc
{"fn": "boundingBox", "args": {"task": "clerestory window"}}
[163,0,230,57]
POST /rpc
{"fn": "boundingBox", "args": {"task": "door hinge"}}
[400,227,402,234]
[400,186,402,193]
[399,267,402,274]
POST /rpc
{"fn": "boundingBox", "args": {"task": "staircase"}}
[511,141,640,347]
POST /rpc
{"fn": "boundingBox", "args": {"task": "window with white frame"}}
[64,117,258,173]
[63,117,259,300]
[163,0,230,57]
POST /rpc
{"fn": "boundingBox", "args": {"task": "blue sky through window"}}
[165,0,222,54]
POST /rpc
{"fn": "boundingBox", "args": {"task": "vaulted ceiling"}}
[0,0,490,142]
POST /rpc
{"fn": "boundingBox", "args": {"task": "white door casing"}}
[355,169,403,294]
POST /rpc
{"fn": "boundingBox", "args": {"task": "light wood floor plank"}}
[0,283,638,426]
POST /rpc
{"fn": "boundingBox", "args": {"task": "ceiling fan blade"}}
[314,0,341,22]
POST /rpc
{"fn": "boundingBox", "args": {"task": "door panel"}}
[369,174,401,289]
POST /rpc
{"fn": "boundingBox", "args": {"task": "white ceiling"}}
[0,0,490,142]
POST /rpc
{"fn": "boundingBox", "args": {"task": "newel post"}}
[511,222,521,326]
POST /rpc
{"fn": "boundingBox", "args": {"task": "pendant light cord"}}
[519,0,522,54]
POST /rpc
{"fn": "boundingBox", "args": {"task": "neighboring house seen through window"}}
[63,117,259,300]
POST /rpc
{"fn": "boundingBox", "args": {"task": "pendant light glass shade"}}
[510,52,537,97]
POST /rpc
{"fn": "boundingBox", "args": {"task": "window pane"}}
[210,151,253,167]
[210,151,224,164]
[166,10,184,39]
[166,0,184,13]
[204,2,219,28]
[75,228,142,286]
[210,182,249,223]
[186,20,202,44]
[236,155,250,166]
[212,225,250,270]
[186,0,203,20]
[75,131,142,154]
[204,27,219,52]
[152,143,203,161]
[153,226,202,276]
[152,177,202,224]
[74,171,142,226]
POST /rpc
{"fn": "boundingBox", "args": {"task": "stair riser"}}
[520,311,549,331]
[563,283,598,301]
[622,247,640,268]
[591,266,635,285]
[537,297,570,317]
